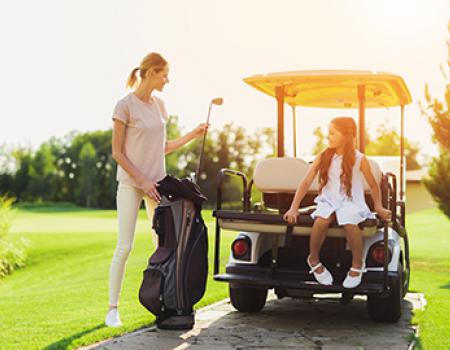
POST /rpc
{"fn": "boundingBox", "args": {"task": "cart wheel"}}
[402,233,410,297]
[367,262,403,323]
[229,285,267,312]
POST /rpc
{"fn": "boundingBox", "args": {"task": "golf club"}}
[194,97,223,183]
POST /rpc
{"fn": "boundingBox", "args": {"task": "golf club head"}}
[211,97,223,105]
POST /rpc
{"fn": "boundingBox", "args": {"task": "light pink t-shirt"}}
[112,93,169,187]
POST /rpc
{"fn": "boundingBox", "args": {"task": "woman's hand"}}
[283,207,299,225]
[141,179,161,202]
[191,123,210,139]
[375,206,392,222]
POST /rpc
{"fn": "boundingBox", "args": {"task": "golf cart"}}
[212,70,411,323]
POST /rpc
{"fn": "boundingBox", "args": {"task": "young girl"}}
[283,117,391,289]
[106,52,209,327]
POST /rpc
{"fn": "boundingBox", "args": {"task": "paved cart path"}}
[82,292,424,350]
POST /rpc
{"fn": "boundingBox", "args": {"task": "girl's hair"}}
[318,117,357,198]
[126,52,168,89]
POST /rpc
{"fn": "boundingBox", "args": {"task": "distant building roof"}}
[406,169,428,182]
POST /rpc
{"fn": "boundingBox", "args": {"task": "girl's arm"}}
[165,123,209,154]
[360,156,392,221]
[112,120,161,201]
[283,154,321,224]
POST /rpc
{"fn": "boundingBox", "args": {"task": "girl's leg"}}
[343,224,363,277]
[108,183,143,310]
[309,215,334,272]
[143,196,159,249]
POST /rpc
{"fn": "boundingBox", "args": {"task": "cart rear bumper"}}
[214,264,399,295]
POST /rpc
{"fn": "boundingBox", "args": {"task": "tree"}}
[0,145,15,197]
[312,127,326,155]
[365,125,421,170]
[28,143,57,201]
[77,142,97,207]
[175,123,276,207]
[421,22,450,218]
[165,115,184,178]
[11,148,33,201]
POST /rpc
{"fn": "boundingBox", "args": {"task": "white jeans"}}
[109,182,158,306]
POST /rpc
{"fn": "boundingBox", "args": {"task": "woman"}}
[106,52,209,327]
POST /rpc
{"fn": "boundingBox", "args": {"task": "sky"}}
[1,0,448,163]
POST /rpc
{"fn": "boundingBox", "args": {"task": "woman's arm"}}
[360,156,391,221]
[112,120,160,201]
[165,123,209,154]
[283,154,321,224]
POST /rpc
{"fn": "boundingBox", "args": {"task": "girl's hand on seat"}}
[376,206,392,222]
[283,207,299,225]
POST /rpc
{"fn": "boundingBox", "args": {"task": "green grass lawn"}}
[407,208,450,350]
[1,206,449,350]
[1,207,234,350]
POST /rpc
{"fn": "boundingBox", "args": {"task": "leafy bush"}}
[423,149,450,218]
[0,196,28,278]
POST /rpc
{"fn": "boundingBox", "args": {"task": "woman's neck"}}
[133,81,154,103]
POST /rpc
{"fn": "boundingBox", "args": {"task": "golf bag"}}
[138,175,208,330]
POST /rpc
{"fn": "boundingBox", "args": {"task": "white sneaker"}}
[105,308,122,327]
[307,255,333,286]
[343,266,366,289]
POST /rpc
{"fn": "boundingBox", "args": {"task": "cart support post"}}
[357,85,366,153]
[276,86,285,157]
[292,106,297,157]
[400,105,405,201]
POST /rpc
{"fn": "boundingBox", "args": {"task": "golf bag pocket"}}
[152,206,167,237]
[139,247,173,315]
[184,222,208,305]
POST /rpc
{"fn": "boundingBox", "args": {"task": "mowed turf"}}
[407,208,450,350]
[2,207,234,350]
[1,206,449,349]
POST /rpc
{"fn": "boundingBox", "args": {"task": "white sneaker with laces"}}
[105,308,122,327]
[306,255,333,286]
[343,266,367,289]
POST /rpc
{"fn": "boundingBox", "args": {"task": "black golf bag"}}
[138,175,208,330]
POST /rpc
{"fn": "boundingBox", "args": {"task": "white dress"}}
[310,150,376,225]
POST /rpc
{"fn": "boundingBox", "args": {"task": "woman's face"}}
[327,123,345,149]
[150,65,170,92]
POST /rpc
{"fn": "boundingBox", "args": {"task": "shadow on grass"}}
[439,281,450,290]
[42,324,105,350]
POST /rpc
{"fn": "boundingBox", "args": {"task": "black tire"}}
[367,263,403,323]
[402,234,410,297]
[229,285,267,312]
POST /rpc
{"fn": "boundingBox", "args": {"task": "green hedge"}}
[0,196,28,278]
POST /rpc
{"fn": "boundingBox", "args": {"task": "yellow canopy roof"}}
[243,70,412,108]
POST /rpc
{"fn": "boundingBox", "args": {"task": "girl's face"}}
[149,65,170,91]
[327,123,345,149]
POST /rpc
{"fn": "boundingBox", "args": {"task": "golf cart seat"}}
[215,156,383,238]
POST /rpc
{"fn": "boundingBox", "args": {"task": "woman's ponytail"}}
[126,67,140,89]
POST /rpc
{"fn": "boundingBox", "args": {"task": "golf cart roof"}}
[243,70,412,108]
